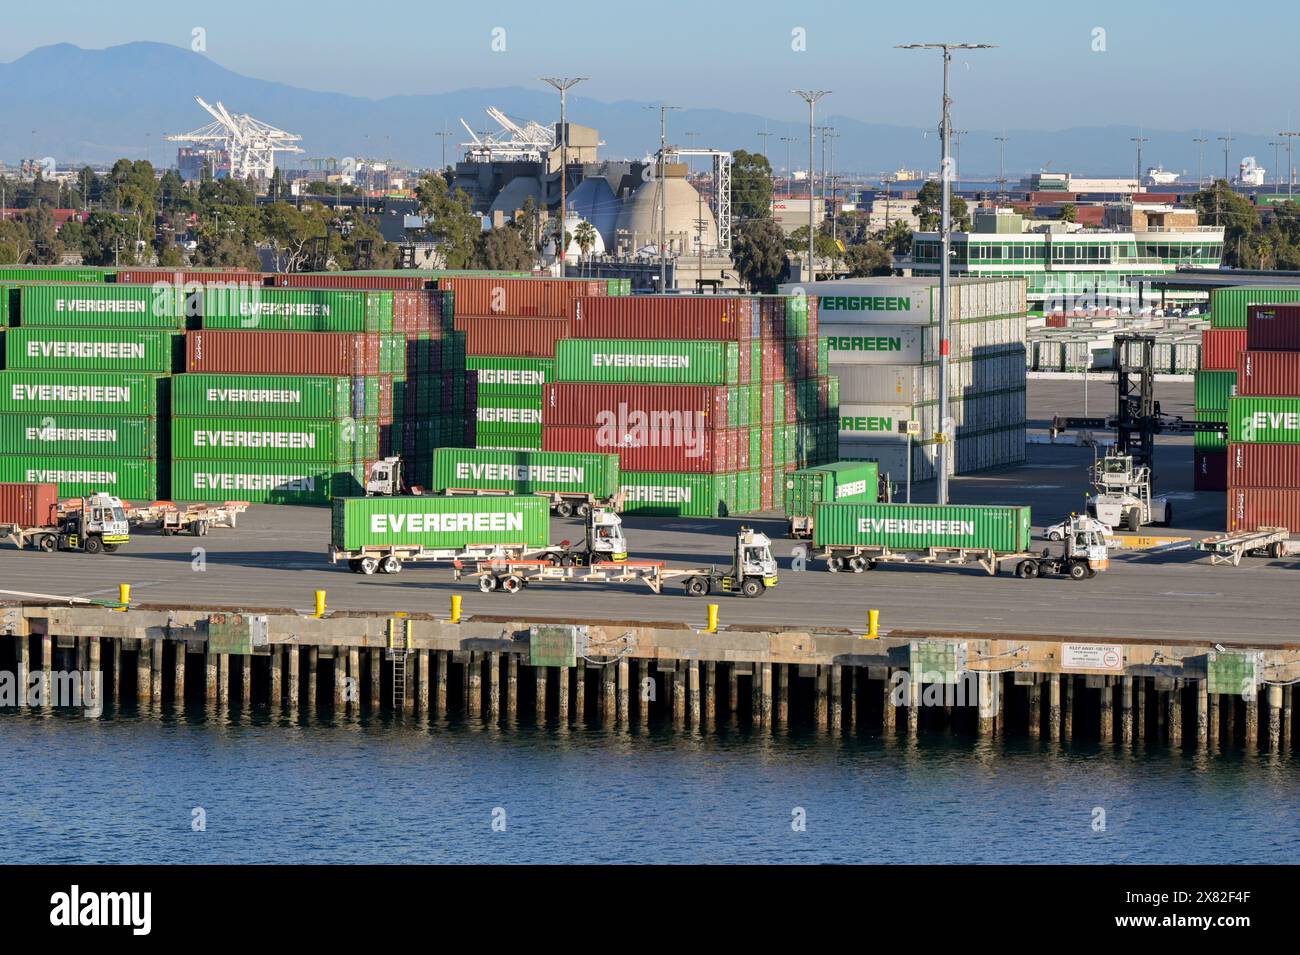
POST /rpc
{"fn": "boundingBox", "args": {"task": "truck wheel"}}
[191,520,209,537]
[575,502,592,519]
[826,556,844,573]
[1162,504,1174,528]
[502,575,524,594]
[84,537,104,555]
[1016,559,1040,579]
[555,501,574,518]
[1271,541,1286,559]
[36,536,56,553]
[479,575,499,593]
[380,556,402,575]
[849,556,868,573]
[558,553,576,567]
[741,578,764,597]
[1125,510,1140,532]
[684,576,708,597]
[1068,561,1089,580]
[358,557,379,575]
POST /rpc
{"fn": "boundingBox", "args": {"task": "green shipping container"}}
[171,459,365,504]
[618,471,734,517]
[17,283,185,327]
[555,339,740,385]
[0,455,159,500]
[172,373,381,419]
[475,430,544,451]
[1209,287,1300,329]
[1195,410,1228,450]
[1227,397,1300,444]
[0,371,167,416]
[812,502,1033,552]
[330,494,550,551]
[199,287,395,332]
[0,266,115,283]
[0,412,159,457]
[1194,370,1237,412]
[5,326,177,372]
[466,356,554,394]
[476,394,543,432]
[432,448,619,498]
[172,416,379,464]
[784,462,879,518]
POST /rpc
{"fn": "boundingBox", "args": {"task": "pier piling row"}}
[1,604,1295,751]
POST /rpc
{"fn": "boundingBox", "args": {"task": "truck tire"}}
[36,535,56,553]
[1271,541,1286,559]
[558,553,576,567]
[575,502,592,519]
[683,576,709,597]
[826,556,845,573]
[849,556,868,573]
[502,575,524,594]
[1125,510,1141,532]
[380,556,402,575]
[1016,559,1040,579]
[1068,561,1089,580]
[555,501,574,518]
[358,556,379,575]
[479,575,499,593]
[84,536,104,555]
[191,520,209,537]
[740,578,764,597]
[1162,503,1174,528]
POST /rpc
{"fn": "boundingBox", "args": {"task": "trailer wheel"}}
[555,501,574,518]
[84,536,104,555]
[191,520,209,537]
[575,502,592,519]
[848,556,869,573]
[1068,561,1089,580]
[683,576,709,597]
[826,556,845,573]
[740,578,764,597]
[558,553,576,567]
[1271,541,1286,559]
[479,575,499,593]
[358,556,379,575]
[35,535,56,553]
[1016,559,1040,579]
[502,575,524,594]
[380,556,402,575]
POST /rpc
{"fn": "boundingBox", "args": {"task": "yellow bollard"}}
[450,594,462,624]
[117,583,130,612]
[705,604,719,634]
[314,590,326,618]
[866,608,879,639]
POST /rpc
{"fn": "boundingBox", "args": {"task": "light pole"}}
[645,103,680,291]
[1218,134,1234,183]
[1281,132,1300,198]
[951,129,968,189]
[1193,136,1207,188]
[1131,135,1148,185]
[434,122,452,171]
[898,41,995,505]
[541,76,587,278]
[1271,141,1284,191]
[780,135,795,193]
[792,90,830,281]
[994,133,1008,202]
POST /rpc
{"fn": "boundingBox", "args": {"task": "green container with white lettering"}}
[0,454,159,499]
[1227,396,1300,443]
[555,339,740,385]
[431,448,619,498]
[330,494,550,551]
[0,412,159,457]
[783,462,879,519]
[0,371,168,415]
[475,394,543,435]
[199,287,395,332]
[617,471,734,517]
[171,416,379,463]
[5,326,177,372]
[812,502,1032,552]
[17,283,186,327]
[466,356,554,395]
[171,373,383,419]
[171,459,367,504]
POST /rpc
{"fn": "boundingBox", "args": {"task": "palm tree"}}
[573,220,597,275]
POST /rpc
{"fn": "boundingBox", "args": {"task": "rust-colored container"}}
[542,425,737,473]
[568,295,758,341]
[1236,350,1300,396]
[1194,449,1228,491]
[761,468,777,510]
[0,482,60,527]
[542,382,729,429]
[115,269,265,285]
[1246,303,1300,351]
[185,330,385,376]
[441,277,606,317]
[1227,486,1300,533]
[270,273,431,291]
[1201,328,1247,371]
[460,316,570,357]
[1225,443,1300,488]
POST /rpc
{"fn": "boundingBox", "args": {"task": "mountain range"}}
[0,41,1289,183]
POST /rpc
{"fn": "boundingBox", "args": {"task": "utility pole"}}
[541,76,587,278]
[645,103,680,291]
[434,122,452,171]
[1218,134,1235,183]
[994,133,1008,202]
[792,90,830,282]
[951,129,968,189]
[1193,136,1207,188]
[1131,135,1148,186]
[780,135,795,194]
[898,41,995,505]
[1271,141,1284,191]
[1281,132,1300,198]
[757,127,772,159]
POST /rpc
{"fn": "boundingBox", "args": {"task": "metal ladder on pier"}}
[387,618,413,711]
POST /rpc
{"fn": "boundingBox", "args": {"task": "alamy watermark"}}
[0,669,103,717]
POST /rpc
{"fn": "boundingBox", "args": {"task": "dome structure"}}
[614,168,718,255]
[564,177,619,249]
[543,216,606,264]
[488,176,543,218]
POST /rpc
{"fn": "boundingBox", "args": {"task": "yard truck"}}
[0,483,130,554]
[811,504,1109,580]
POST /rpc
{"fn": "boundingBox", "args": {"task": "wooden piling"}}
[687,660,700,726]
[136,639,151,703]
[618,656,630,723]
[1267,684,1283,752]
[728,664,738,717]
[776,663,789,726]
[1196,679,1209,748]
[759,662,772,729]
[906,670,919,738]
[704,661,716,726]
[14,633,28,709]
[40,632,52,707]
[110,639,121,703]
[488,652,501,720]
[1136,676,1146,743]
[602,661,616,722]
[286,646,300,707]
[1047,675,1061,742]
[535,665,547,723]
[347,647,359,713]
[218,652,230,708]
[672,665,685,725]
[1207,690,1219,748]
[1027,680,1041,738]
[467,652,481,719]
[883,669,897,734]
[438,651,450,717]
[151,639,163,705]
[639,658,651,725]
[506,653,516,721]
[1099,678,1113,743]
[1120,676,1134,744]
[846,666,856,731]
[369,648,380,711]
[829,664,842,733]
[976,671,995,736]
[574,659,585,720]
[172,640,186,705]
[557,662,570,721]
[270,646,282,708]
[1224,692,1236,748]
[815,666,829,730]
[306,647,318,710]
[1283,686,1292,750]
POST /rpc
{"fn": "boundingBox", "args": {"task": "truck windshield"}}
[111,507,126,521]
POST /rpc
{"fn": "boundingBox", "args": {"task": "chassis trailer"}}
[127,501,248,536]
[1198,527,1300,566]
[440,486,621,518]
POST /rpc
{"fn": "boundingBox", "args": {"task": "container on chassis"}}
[783,461,879,538]
[431,448,620,515]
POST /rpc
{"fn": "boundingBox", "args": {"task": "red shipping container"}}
[1193,450,1227,491]
[1227,486,1300,533]
[568,295,758,341]
[460,316,569,357]
[542,425,736,473]
[1246,303,1300,351]
[1201,328,1247,371]
[441,277,606,317]
[269,273,431,291]
[1236,350,1300,396]
[115,269,265,285]
[0,482,60,527]
[543,383,728,430]
[761,468,776,510]
[185,330,385,376]
[1225,443,1300,488]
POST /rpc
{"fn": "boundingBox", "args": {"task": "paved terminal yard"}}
[3,379,1295,644]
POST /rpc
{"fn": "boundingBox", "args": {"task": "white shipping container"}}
[841,440,943,482]
[823,325,926,364]
[838,403,932,443]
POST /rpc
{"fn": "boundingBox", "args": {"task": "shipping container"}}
[459,316,570,357]
[1236,350,1300,397]
[330,494,550,551]
[1228,397,1300,443]
[1200,330,1243,371]
[475,393,543,432]
[171,416,379,464]
[1227,486,1300,533]
[170,459,365,505]
[0,371,167,416]
[0,482,60,527]
[0,266,114,283]
[5,326,177,372]
[184,330,398,376]
[1246,303,1300,351]
[1194,370,1237,412]
[1195,409,1229,450]
[199,287,396,332]
[17,283,186,327]
[114,269,265,285]
[269,273,429,290]
[555,339,741,385]
[568,295,757,341]
[542,424,737,473]
[824,325,927,364]
[465,356,554,394]
[618,471,735,517]
[1210,287,1300,329]
[0,412,159,457]
[473,431,544,451]
[783,461,879,517]
[1193,449,1227,492]
[443,276,615,317]
[811,502,1032,552]
[1225,442,1300,487]
[431,448,619,498]
[0,456,159,501]
[543,381,732,430]
[172,373,393,420]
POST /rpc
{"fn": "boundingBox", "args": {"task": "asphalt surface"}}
[4,380,1296,644]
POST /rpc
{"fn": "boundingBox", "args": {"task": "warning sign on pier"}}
[1061,643,1124,671]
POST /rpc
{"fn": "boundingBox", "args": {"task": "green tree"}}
[415,173,480,268]
[1060,203,1077,223]
[1191,180,1260,267]
[730,149,774,221]
[476,225,534,271]
[912,179,970,232]
[882,218,913,254]
[572,220,597,266]
[0,219,30,263]
[79,212,135,265]
[731,218,787,292]
[262,201,321,272]
[845,240,893,277]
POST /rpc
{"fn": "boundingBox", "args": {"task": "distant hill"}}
[0,41,1284,181]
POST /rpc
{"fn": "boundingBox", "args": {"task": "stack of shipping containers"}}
[540,294,837,516]
[0,283,179,499]
[792,278,1028,483]
[1193,323,1243,491]
[1226,303,1300,531]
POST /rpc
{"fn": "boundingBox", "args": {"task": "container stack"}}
[1193,326,1244,491]
[1225,303,1300,531]
[540,294,837,516]
[786,277,1028,483]
[0,284,180,500]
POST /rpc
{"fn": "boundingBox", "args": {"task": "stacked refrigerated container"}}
[539,294,837,516]
[1225,303,1300,532]
[787,277,1028,483]
[0,284,181,499]
[1193,326,1243,491]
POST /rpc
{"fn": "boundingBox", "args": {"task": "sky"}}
[2,0,1298,134]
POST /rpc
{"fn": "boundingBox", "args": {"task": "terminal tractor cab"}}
[550,506,628,565]
[681,526,780,598]
[1016,514,1110,580]
[42,493,131,554]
